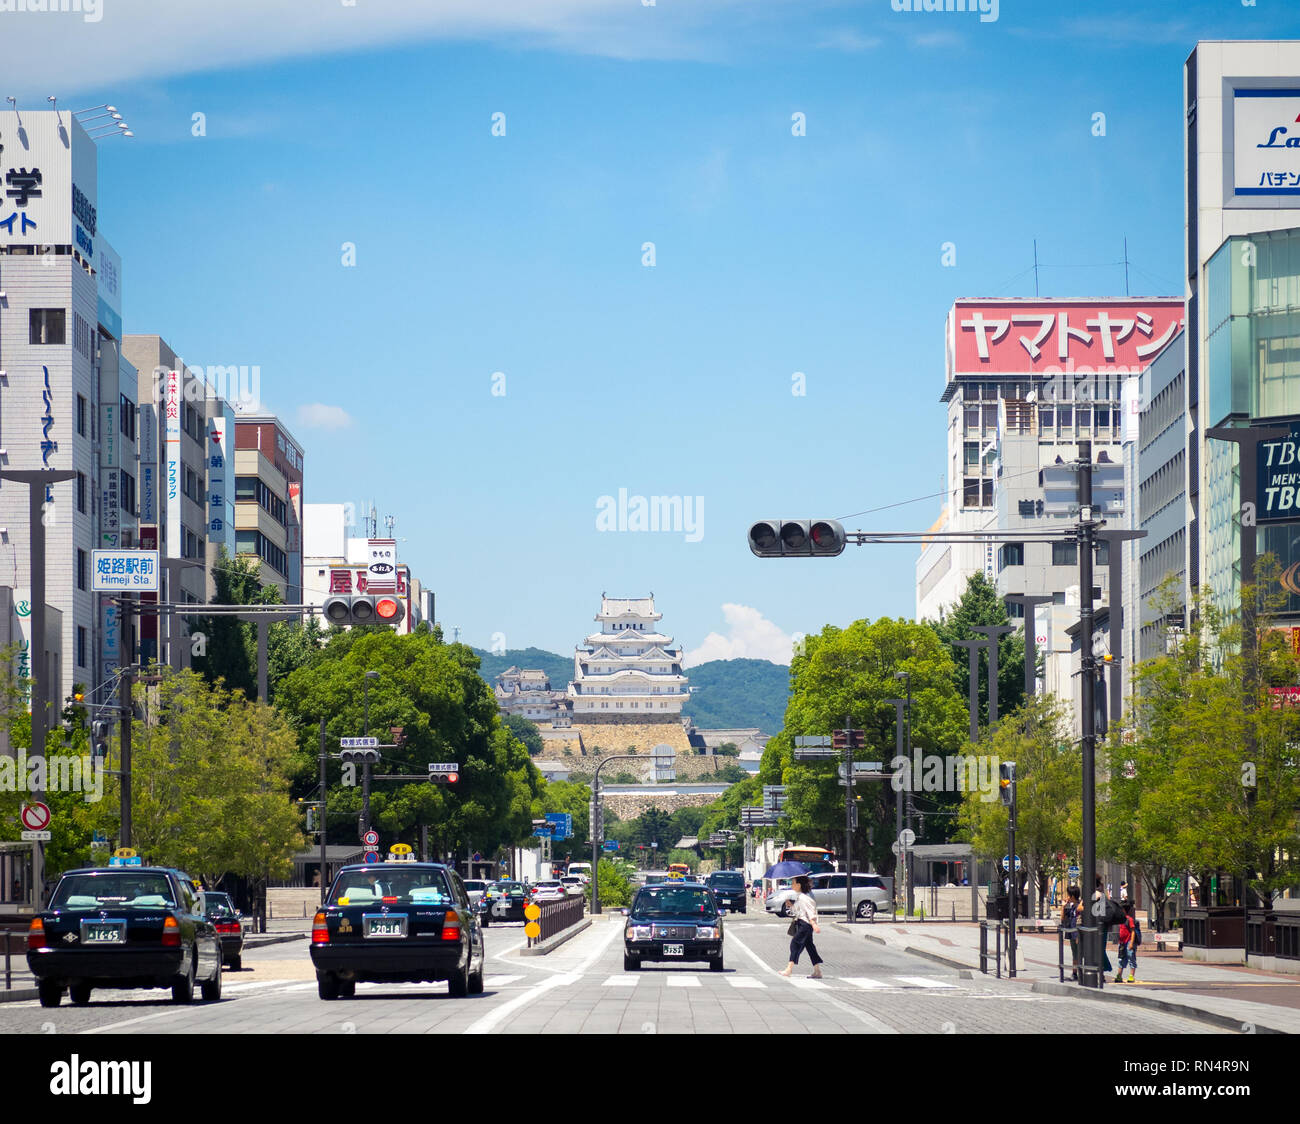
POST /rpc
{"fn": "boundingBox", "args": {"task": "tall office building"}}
[1185,42,1300,626]
[0,108,138,708]
[234,415,304,602]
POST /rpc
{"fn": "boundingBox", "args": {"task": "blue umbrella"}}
[763,861,809,879]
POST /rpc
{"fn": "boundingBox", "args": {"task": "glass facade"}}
[1204,228,1300,617]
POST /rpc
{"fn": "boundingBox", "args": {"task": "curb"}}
[833,921,973,973]
[519,919,592,957]
[1029,979,1288,1034]
[245,933,308,948]
[0,987,38,1004]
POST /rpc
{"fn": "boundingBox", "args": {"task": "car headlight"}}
[695,925,720,939]
[626,924,653,940]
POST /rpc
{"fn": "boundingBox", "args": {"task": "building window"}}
[998,543,1024,569]
[77,471,87,514]
[119,394,136,442]
[963,478,980,507]
[120,470,136,516]
[1058,406,1073,429]
[1052,541,1078,566]
[981,479,993,507]
[29,308,66,345]
[77,395,88,437]
[77,549,87,591]
[77,626,87,669]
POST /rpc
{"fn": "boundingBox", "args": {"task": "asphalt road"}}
[1,911,1222,1034]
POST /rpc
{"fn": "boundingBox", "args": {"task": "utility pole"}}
[318,718,328,905]
[842,715,855,925]
[971,625,1014,728]
[953,639,984,743]
[361,671,378,838]
[885,693,910,915]
[1003,594,1052,700]
[1078,439,1101,988]
[119,598,134,850]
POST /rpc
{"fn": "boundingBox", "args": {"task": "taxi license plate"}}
[81,921,125,943]
[663,943,684,956]
[363,914,408,938]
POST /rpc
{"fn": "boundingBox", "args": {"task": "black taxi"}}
[27,865,223,1007]
[310,850,485,999]
[624,881,724,972]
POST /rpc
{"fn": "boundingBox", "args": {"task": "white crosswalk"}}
[602,975,640,987]
[891,976,957,989]
[592,972,958,992]
[664,975,701,988]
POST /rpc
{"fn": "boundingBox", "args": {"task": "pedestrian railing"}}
[978,920,1003,978]
[3,928,28,990]
[1058,925,1081,983]
[528,895,585,948]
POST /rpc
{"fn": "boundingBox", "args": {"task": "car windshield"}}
[52,873,176,910]
[464,881,486,892]
[491,882,523,893]
[710,873,744,887]
[329,868,453,906]
[632,887,718,919]
[204,895,238,917]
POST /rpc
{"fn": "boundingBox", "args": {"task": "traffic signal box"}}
[322,594,405,628]
[748,519,847,558]
[999,761,1017,806]
[832,729,865,751]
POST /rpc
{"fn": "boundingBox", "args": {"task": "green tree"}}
[929,571,1026,728]
[503,714,544,756]
[714,742,740,757]
[628,806,673,850]
[587,856,636,908]
[273,630,543,858]
[956,694,1080,917]
[776,618,968,880]
[192,549,268,697]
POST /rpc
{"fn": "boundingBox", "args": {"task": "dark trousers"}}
[789,919,823,966]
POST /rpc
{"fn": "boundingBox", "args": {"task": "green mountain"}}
[682,659,790,735]
[470,647,573,689]
[471,647,790,735]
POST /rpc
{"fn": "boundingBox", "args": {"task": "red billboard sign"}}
[946,298,1184,378]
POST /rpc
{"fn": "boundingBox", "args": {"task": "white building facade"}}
[568,595,689,717]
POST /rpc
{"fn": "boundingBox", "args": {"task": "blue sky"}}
[12,0,1300,661]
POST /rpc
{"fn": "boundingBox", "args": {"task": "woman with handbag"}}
[780,875,824,979]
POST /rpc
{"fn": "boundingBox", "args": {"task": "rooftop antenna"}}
[47,96,61,128]
[1123,236,1131,297]
[384,514,395,537]
[1033,239,1040,297]
[368,502,377,539]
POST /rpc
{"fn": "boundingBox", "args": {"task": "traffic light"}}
[589,799,604,839]
[91,720,110,760]
[748,518,847,558]
[832,729,865,751]
[428,771,459,785]
[999,760,1016,806]
[322,594,404,628]
[339,747,380,766]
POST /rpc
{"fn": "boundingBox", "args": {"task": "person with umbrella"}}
[767,861,824,979]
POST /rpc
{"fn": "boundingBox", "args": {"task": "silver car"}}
[463,879,489,910]
[767,872,892,922]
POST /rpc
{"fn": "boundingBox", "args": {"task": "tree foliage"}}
[504,714,544,756]
[929,570,1026,727]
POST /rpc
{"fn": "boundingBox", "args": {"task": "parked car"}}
[28,866,223,1007]
[703,870,747,913]
[624,882,724,971]
[530,880,567,902]
[198,890,245,970]
[310,861,484,999]
[559,876,586,897]
[766,872,892,921]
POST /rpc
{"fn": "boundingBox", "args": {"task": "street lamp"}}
[590,752,669,914]
[893,671,914,917]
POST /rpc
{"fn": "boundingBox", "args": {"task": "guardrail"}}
[529,895,585,947]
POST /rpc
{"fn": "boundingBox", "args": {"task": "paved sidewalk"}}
[835,920,1300,1033]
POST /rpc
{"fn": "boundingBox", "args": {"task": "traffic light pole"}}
[1008,780,1017,978]
[1078,441,1102,989]
[119,599,134,850]
[319,718,328,905]
[843,716,855,925]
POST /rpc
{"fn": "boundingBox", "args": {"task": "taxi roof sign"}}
[388,844,415,861]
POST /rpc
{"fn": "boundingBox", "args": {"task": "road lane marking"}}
[724,930,898,1034]
[485,975,523,987]
[841,977,892,990]
[603,975,639,987]
[787,977,829,989]
[464,918,624,1035]
[727,977,766,989]
[894,976,957,989]
[665,975,700,988]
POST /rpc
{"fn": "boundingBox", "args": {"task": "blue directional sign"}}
[603,840,618,851]
[544,813,572,840]
[534,825,553,839]
[1001,855,1022,872]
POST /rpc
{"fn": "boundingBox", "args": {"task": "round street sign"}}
[524,903,541,921]
[364,851,380,864]
[1068,865,1080,879]
[898,828,916,848]
[363,830,379,847]
[1001,855,1022,871]
[524,921,541,940]
[890,842,901,855]
[20,802,51,831]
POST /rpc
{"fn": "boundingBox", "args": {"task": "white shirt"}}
[792,892,818,925]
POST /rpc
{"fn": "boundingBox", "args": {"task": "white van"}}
[566,862,592,882]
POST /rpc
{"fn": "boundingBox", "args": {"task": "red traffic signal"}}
[323,594,404,628]
[749,519,847,557]
[429,771,458,785]
[374,595,405,626]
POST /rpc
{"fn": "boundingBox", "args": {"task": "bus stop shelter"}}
[909,843,978,920]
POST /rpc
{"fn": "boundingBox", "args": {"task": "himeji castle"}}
[568,594,690,719]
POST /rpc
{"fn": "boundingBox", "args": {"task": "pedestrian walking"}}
[780,875,824,979]
[1116,900,1140,983]
[1061,884,1081,981]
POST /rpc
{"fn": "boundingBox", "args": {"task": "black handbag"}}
[787,918,799,936]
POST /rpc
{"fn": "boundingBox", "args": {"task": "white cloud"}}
[684,604,797,667]
[1,0,758,95]
[817,29,882,52]
[297,403,353,430]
